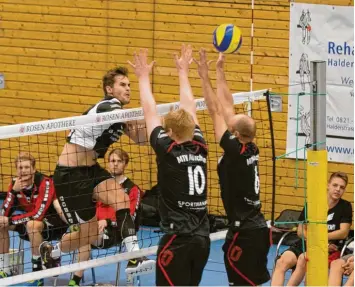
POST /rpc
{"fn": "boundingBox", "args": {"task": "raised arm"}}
[194,49,227,142]
[216,53,236,130]
[174,44,199,125]
[128,49,161,138]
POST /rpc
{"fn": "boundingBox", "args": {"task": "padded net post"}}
[306,60,328,286]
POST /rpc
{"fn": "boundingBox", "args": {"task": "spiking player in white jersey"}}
[40,67,154,275]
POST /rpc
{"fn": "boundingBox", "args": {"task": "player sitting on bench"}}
[0,152,68,286]
[68,148,155,287]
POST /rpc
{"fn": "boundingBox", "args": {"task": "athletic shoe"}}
[68,279,79,286]
[0,270,11,278]
[39,241,61,269]
[125,257,155,275]
[26,279,44,286]
[0,269,43,285]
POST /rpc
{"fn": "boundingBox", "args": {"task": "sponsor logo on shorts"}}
[59,196,74,224]
[160,250,174,267]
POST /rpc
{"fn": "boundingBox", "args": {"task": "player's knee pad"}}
[115,208,136,239]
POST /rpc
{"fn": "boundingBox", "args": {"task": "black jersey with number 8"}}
[150,125,210,237]
[218,130,267,232]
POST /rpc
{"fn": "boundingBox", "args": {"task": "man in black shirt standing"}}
[128,46,210,286]
[194,49,270,286]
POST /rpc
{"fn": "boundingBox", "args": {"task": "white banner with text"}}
[287,3,354,163]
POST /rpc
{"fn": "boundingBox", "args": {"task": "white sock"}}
[32,255,41,260]
[32,255,41,271]
[0,253,12,274]
[123,236,139,253]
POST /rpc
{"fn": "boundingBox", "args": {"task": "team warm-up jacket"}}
[1,172,57,225]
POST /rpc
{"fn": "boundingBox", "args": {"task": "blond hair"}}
[163,109,195,140]
[15,152,36,168]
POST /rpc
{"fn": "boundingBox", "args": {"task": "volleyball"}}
[213,24,242,54]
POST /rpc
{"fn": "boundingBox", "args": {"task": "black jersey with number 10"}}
[218,130,267,233]
[150,126,210,237]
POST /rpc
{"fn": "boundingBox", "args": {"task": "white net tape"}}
[0,90,267,140]
[0,230,227,285]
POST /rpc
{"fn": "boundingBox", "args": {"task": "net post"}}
[306,60,328,286]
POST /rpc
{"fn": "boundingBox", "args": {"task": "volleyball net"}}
[0,88,275,286]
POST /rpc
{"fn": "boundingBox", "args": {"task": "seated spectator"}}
[328,253,354,286]
[0,152,68,286]
[271,172,352,286]
[69,148,154,287]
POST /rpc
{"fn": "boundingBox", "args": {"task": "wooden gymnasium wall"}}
[0,0,353,219]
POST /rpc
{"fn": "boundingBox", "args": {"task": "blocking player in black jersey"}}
[40,67,150,272]
[128,46,210,286]
[194,49,270,286]
[271,172,352,286]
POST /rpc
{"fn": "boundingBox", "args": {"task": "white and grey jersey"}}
[67,97,126,158]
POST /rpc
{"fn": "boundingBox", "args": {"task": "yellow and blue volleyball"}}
[213,24,242,54]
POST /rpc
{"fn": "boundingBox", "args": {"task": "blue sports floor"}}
[9,227,302,286]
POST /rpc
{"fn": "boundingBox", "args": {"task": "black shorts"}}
[53,164,112,224]
[14,219,68,242]
[156,234,210,286]
[91,226,122,250]
[223,227,271,286]
[285,239,305,259]
[283,239,339,266]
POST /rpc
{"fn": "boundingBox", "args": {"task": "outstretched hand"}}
[193,48,214,80]
[174,44,193,73]
[127,49,155,78]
